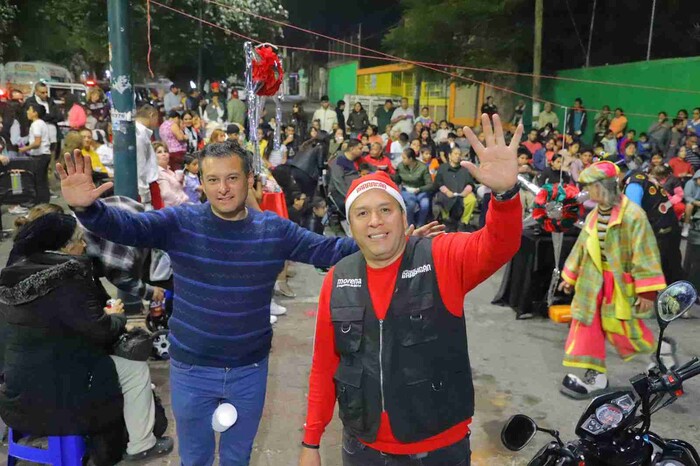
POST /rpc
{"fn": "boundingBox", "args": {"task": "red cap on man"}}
[345,171,407,219]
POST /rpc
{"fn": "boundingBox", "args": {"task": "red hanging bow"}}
[252,45,284,96]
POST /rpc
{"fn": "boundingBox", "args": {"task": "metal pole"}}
[585,0,597,67]
[197,0,203,88]
[107,0,138,199]
[532,0,543,121]
[646,0,657,61]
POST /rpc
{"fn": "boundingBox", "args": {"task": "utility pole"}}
[358,23,362,54]
[107,0,137,199]
[646,0,657,61]
[197,0,203,89]
[585,0,597,67]
[532,0,543,124]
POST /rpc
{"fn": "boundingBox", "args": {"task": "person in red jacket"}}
[299,114,524,466]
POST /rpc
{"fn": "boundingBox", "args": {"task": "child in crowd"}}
[644,152,665,173]
[390,132,409,167]
[437,133,458,162]
[570,147,594,186]
[623,143,642,170]
[304,197,328,236]
[434,120,450,144]
[360,133,371,154]
[517,148,537,214]
[636,132,652,160]
[650,164,686,220]
[454,126,470,152]
[669,146,695,181]
[537,153,571,186]
[358,163,372,177]
[618,129,636,155]
[416,107,433,127]
[601,130,618,160]
[288,192,308,226]
[183,154,202,204]
[381,124,393,146]
[420,145,440,181]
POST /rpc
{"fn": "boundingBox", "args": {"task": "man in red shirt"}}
[299,114,524,466]
[521,128,543,157]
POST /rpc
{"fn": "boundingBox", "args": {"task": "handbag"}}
[112,328,153,362]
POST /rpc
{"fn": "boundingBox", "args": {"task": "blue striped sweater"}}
[76,201,357,367]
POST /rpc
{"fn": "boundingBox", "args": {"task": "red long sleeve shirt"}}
[303,196,523,455]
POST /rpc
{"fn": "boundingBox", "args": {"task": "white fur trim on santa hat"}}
[345,179,407,219]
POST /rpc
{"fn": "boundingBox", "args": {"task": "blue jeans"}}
[170,357,269,466]
[401,190,431,227]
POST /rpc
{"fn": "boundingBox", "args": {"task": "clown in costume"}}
[558,161,671,399]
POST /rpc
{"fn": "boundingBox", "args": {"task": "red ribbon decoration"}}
[252,45,284,96]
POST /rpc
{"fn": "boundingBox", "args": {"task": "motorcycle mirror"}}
[656,281,698,325]
[501,414,538,451]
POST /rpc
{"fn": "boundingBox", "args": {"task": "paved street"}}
[0,215,698,465]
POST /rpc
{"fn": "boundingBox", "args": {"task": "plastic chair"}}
[7,428,86,466]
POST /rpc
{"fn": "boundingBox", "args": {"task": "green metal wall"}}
[541,56,700,144]
[328,61,358,104]
[542,57,700,141]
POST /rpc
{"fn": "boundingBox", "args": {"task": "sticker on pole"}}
[111,110,133,122]
[112,75,132,94]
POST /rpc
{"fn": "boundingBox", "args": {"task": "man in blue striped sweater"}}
[57,142,362,465]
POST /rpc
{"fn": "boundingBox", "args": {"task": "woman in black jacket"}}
[346,102,369,138]
[0,213,172,464]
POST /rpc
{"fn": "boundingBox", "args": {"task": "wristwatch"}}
[492,182,521,202]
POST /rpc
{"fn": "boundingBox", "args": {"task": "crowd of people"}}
[0,75,698,466]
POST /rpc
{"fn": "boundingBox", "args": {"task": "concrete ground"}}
[0,206,698,465]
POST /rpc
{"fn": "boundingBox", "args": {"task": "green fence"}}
[328,61,358,104]
[541,56,700,144]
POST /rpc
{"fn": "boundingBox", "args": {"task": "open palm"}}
[57,150,114,208]
[461,114,523,193]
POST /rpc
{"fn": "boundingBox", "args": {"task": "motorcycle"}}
[501,281,700,465]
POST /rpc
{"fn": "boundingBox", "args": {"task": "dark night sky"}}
[284,0,699,73]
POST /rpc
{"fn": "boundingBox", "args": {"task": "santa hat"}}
[345,171,406,219]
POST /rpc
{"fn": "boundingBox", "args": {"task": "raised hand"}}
[57,150,114,208]
[407,221,446,238]
[461,114,523,194]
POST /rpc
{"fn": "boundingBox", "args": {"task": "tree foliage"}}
[382,0,532,81]
[3,0,287,82]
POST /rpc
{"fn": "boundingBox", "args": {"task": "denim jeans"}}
[341,430,471,466]
[170,356,269,466]
[401,190,431,227]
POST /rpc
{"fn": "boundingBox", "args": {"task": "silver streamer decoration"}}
[244,42,262,174]
[547,232,565,308]
[273,93,283,151]
[244,42,284,173]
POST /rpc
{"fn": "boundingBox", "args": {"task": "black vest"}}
[626,172,676,232]
[330,237,474,443]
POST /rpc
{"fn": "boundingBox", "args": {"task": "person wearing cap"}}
[58,142,442,466]
[164,84,183,114]
[558,161,668,399]
[622,169,685,285]
[299,114,524,466]
[312,95,338,133]
[225,123,241,143]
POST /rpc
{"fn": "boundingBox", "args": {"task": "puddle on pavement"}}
[471,370,534,466]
